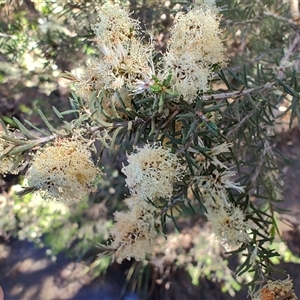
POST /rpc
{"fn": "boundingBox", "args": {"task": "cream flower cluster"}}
[204,194,250,250]
[251,276,298,300]
[92,38,155,93]
[192,141,232,171]
[26,139,100,201]
[196,169,244,202]
[121,143,184,200]
[73,3,227,112]
[165,6,226,103]
[193,139,244,202]
[105,144,183,263]
[74,62,104,102]
[91,4,140,46]
[110,201,160,263]
[190,138,249,249]
[76,4,155,104]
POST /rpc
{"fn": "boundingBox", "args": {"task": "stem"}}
[202,83,275,101]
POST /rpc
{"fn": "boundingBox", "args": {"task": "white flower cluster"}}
[196,169,244,202]
[121,143,184,200]
[165,6,226,103]
[76,4,155,101]
[105,143,184,263]
[25,139,100,201]
[204,194,250,250]
[193,138,244,202]
[72,2,226,115]
[110,202,160,263]
[92,4,140,46]
[190,138,249,249]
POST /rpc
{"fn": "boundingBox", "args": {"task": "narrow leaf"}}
[8,141,40,156]
[24,119,49,136]
[38,109,61,134]
[13,117,37,139]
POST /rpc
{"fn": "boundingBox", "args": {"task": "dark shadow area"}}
[0,239,137,300]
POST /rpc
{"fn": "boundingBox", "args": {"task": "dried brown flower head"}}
[251,276,298,300]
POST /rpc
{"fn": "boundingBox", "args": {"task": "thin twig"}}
[226,111,254,138]
[264,9,299,27]
[202,83,275,101]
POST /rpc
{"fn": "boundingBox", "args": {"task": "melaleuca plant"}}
[0,0,299,298]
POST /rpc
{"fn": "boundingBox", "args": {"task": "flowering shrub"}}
[0,0,299,298]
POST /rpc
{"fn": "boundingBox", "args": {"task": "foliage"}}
[0,0,300,299]
[0,181,112,258]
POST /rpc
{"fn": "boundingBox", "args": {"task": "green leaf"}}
[13,117,37,139]
[228,70,245,87]
[109,126,124,153]
[184,119,198,143]
[52,106,65,119]
[0,119,9,134]
[24,119,49,136]
[38,109,62,134]
[278,80,299,97]
[218,70,233,91]
[8,141,40,156]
